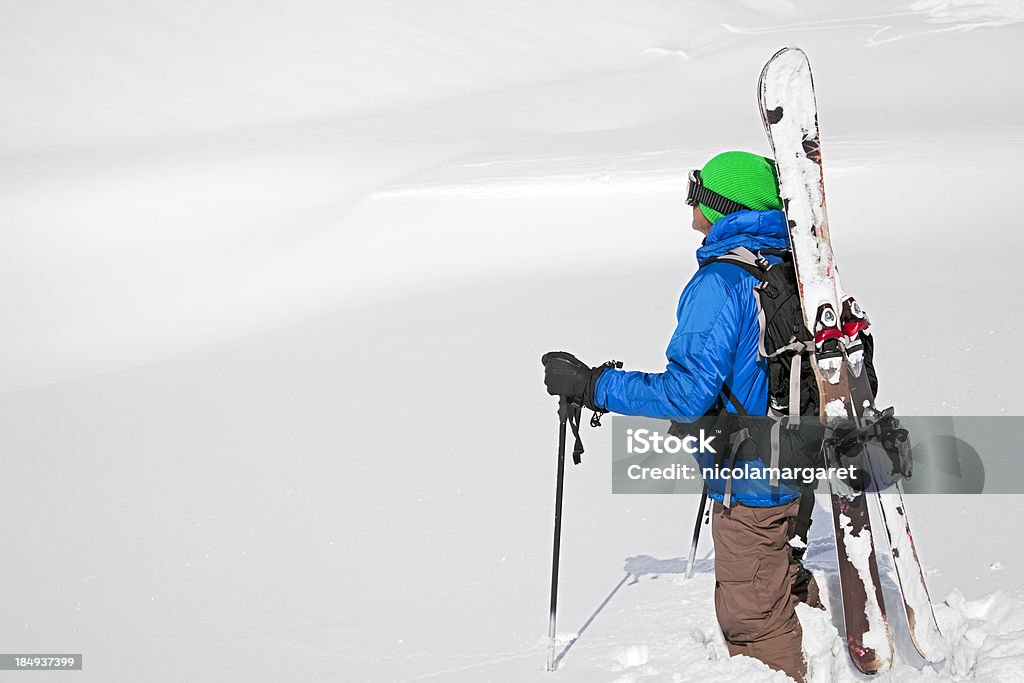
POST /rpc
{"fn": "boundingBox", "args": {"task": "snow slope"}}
[3,2,1024,681]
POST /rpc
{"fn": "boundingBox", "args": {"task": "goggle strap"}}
[690,182,753,217]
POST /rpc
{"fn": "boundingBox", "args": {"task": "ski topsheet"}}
[758,46,893,674]
[756,47,850,417]
[873,482,946,661]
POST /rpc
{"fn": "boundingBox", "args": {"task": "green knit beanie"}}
[698,151,783,224]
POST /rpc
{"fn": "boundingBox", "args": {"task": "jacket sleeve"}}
[594,266,744,420]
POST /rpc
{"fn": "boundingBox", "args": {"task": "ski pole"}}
[546,396,570,672]
[685,483,709,579]
[546,397,570,670]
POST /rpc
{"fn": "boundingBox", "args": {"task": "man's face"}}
[692,204,712,236]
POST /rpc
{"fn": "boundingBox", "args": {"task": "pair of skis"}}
[758,47,943,674]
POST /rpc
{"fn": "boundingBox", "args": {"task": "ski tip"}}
[757,46,790,102]
[765,45,805,61]
[758,45,817,109]
[768,46,810,68]
[758,45,809,93]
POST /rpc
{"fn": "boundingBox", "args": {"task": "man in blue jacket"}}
[542,151,816,682]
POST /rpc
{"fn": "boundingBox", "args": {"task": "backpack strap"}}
[794,489,816,546]
[789,351,803,423]
[720,381,748,417]
[718,382,749,510]
[722,427,750,508]
[704,247,786,363]
[769,417,782,488]
[704,246,771,280]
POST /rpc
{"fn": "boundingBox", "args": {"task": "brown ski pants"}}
[712,498,816,682]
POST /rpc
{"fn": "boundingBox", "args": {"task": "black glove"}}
[541,351,608,411]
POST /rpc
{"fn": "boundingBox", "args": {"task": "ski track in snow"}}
[723,2,1024,47]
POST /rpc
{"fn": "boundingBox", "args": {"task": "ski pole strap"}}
[566,359,622,464]
[566,401,585,465]
[686,169,752,217]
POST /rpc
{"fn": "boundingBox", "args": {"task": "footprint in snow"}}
[614,643,650,668]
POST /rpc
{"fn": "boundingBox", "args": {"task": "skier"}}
[542,151,820,682]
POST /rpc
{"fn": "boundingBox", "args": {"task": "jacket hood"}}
[695,209,790,265]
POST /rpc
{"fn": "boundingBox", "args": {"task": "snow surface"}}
[3,1,1024,681]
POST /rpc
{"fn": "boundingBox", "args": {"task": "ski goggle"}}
[685,169,751,217]
[684,170,704,207]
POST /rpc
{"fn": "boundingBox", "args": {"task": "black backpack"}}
[706,246,877,417]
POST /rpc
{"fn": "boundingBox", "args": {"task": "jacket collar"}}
[695,210,790,265]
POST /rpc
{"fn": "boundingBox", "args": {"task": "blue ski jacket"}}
[594,209,799,506]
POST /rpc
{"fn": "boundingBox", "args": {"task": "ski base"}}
[829,475,893,674]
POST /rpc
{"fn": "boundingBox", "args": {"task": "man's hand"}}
[541,352,607,411]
